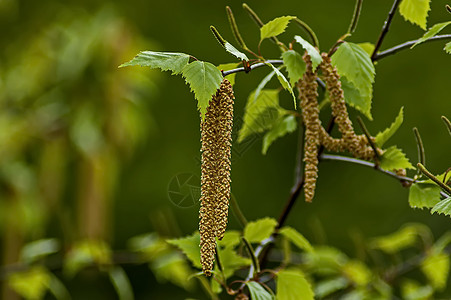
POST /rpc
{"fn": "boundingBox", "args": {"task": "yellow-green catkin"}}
[297,55,320,203]
[319,53,379,161]
[199,78,234,275]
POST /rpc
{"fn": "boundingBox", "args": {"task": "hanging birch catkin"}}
[319,53,380,161]
[297,54,321,203]
[199,78,234,275]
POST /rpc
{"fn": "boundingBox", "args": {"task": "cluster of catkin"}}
[199,78,234,275]
[297,53,381,203]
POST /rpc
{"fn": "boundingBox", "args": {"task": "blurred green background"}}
[0,0,450,299]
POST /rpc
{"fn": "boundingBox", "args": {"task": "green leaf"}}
[181,61,223,119]
[108,266,134,300]
[224,42,249,61]
[342,260,372,286]
[412,21,451,48]
[445,42,451,54]
[128,233,168,260]
[303,246,348,275]
[431,197,451,216]
[294,35,322,70]
[262,115,297,154]
[331,42,375,100]
[357,42,375,56]
[260,16,296,41]
[401,279,434,300]
[244,217,278,243]
[421,252,450,290]
[119,51,190,74]
[167,232,201,269]
[246,281,273,300]
[217,63,239,86]
[370,225,419,254]
[20,238,60,263]
[238,89,282,143]
[340,76,373,120]
[380,146,414,170]
[276,269,314,300]
[409,183,442,209]
[315,277,349,298]
[151,252,195,290]
[217,246,251,278]
[217,230,241,249]
[279,226,313,253]
[265,63,296,108]
[64,240,112,277]
[282,50,306,86]
[8,266,51,300]
[47,273,71,300]
[375,107,404,147]
[399,0,431,30]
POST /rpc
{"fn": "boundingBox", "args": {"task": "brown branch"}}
[371,0,402,61]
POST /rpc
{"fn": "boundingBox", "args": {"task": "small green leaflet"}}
[181,61,223,119]
[302,246,348,275]
[246,281,274,300]
[8,266,51,300]
[445,42,451,54]
[20,239,60,263]
[315,277,349,298]
[331,42,375,101]
[243,217,278,243]
[412,21,451,48]
[238,89,282,143]
[409,183,442,209]
[342,260,372,286]
[108,266,134,300]
[357,42,375,56]
[265,62,296,108]
[262,115,297,154]
[369,225,419,254]
[216,246,251,278]
[167,232,202,269]
[217,63,239,86]
[421,252,450,290]
[282,50,306,86]
[217,230,241,249]
[279,226,313,252]
[401,280,434,300]
[253,69,277,103]
[119,51,190,75]
[399,0,431,30]
[260,16,296,41]
[431,197,451,216]
[375,107,404,147]
[294,35,322,70]
[341,76,373,120]
[276,269,314,300]
[380,146,414,170]
[224,42,249,61]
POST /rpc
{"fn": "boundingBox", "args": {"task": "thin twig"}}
[238,237,274,291]
[413,128,425,176]
[373,34,451,61]
[241,237,260,276]
[442,116,451,136]
[417,163,451,195]
[371,0,402,61]
[293,18,319,48]
[230,194,248,228]
[320,154,414,183]
[348,0,364,34]
[226,6,248,50]
[356,116,380,162]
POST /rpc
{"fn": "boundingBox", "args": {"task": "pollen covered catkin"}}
[319,53,379,161]
[297,55,320,203]
[199,78,234,275]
